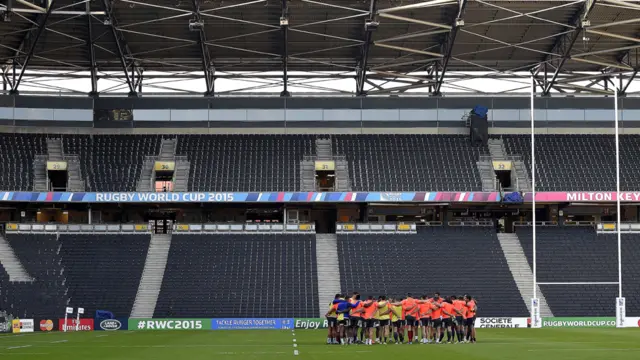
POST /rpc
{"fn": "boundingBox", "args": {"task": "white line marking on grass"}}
[0,335,25,340]
[528,349,640,352]
[51,340,68,344]
[7,345,32,350]
[96,335,108,338]
[3,353,49,355]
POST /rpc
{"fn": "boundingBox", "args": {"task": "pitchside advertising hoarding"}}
[12,319,34,333]
[294,318,530,329]
[128,318,295,330]
[58,318,94,331]
[541,317,616,328]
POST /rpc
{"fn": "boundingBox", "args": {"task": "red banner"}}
[58,318,94,332]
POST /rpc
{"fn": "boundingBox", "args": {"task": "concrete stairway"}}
[335,159,351,191]
[173,157,190,192]
[0,234,32,282]
[514,161,532,192]
[130,233,172,318]
[65,155,85,191]
[476,161,496,191]
[33,154,48,191]
[315,139,333,160]
[497,233,553,317]
[488,138,507,159]
[158,139,176,161]
[315,234,342,317]
[300,160,316,191]
[46,138,64,161]
[136,157,155,192]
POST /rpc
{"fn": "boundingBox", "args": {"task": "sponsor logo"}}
[474,317,528,328]
[58,318,94,331]
[12,319,34,333]
[40,319,54,331]
[542,317,615,328]
[0,322,9,333]
[100,319,122,331]
[129,319,209,331]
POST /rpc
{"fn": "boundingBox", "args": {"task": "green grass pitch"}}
[2,329,640,359]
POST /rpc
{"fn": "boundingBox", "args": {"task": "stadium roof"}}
[0,0,639,96]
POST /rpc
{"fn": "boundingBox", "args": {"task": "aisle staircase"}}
[130,233,172,318]
[315,234,341,317]
[497,233,553,317]
[0,234,32,282]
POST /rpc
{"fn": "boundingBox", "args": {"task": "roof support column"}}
[191,0,215,96]
[280,0,290,97]
[87,1,98,97]
[355,0,378,96]
[540,0,597,95]
[10,0,54,94]
[432,0,467,96]
[100,0,138,96]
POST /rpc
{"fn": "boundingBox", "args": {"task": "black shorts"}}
[405,316,417,327]
[350,318,361,328]
[432,319,442,328]
[393,320,405,328]
[421,318,430,327]
[338,319,347,326]
[455,316,464,325]
[379,319,390,326]
[365,319,375,328]
[327,317,337,327]
[443,318,454,327]
[466,317,476,327]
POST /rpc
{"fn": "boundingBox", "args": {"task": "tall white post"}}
[614,79,625,328]
[614,79,622,298]
[530,76,541,328]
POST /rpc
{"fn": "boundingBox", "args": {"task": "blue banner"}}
[0,191,501,203]
[211,318,294,330]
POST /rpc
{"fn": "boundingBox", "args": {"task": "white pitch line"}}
[7,345,32,350]
[51,340,68,343]
[528,349,640,352]
[96,335,108,338]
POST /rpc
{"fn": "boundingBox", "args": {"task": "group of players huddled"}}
[325,292,477,345]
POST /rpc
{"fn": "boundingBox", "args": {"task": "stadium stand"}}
[0,233,149,318]
[337,227,528,317]
[0,133,46,191]
[516,226,619,317]
[59,234,149,317]
[154,233,318,318]
[63,135,162,192]
[2,234,67,318]
[499,135,640,191]
[176,134,314,192]
[334,134,487,191]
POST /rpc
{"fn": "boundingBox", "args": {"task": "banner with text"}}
[211,318,294,330]
[59,318,94,331]
[0,191,500,203]
[129,319,210,331]
[542,317,615,328]
[7,191,640,204]
[474,317,529,328]
[295,318,329,329]
[12,319,34,333]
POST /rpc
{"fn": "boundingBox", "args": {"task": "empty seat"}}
[154,233,319,318]
[337,227,528,317]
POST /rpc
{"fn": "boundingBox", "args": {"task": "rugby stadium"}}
[1,0,640,359]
